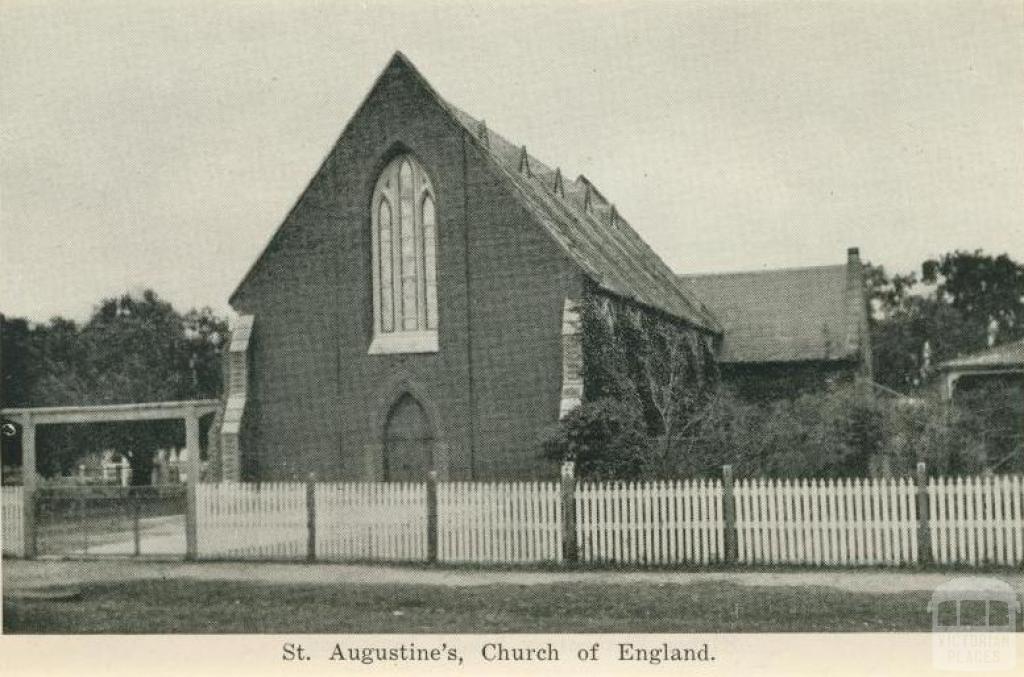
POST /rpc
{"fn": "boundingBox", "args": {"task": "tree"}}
[923,251,1024,343]
[866,251,1024,392]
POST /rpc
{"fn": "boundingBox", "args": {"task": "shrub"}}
[546,381,1017,481]
[541,398,652,480]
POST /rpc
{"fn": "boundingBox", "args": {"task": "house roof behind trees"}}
[680,249,867,363]
[937,338,1024,371]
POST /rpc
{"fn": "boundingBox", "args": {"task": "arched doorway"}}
[383,394,434,481]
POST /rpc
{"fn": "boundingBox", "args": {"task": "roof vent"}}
[477,119,489,149]
[518,146,531,177]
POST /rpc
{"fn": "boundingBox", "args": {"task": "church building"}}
[209,53,871,483]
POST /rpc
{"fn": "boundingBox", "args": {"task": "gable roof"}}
[937,338,1024,372]
[230,52,720,334]
[680,253,865,363]
[441,102,720,333]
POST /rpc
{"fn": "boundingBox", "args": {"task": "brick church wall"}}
[231,59,582,481]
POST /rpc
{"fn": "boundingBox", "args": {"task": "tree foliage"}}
[541,398,651,480]
[2,290,228,481]
[867,250,1024,392]
[651,384,1016,479]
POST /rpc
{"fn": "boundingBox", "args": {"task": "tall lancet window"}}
[369,154,439,354]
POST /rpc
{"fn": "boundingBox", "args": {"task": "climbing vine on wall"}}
[542,286,721,478]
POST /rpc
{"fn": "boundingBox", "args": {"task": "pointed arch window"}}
[369,154,439,354]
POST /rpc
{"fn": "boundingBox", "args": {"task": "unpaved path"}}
[4,558,1022,596]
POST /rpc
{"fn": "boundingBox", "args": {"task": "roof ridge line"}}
[679,262,849,278]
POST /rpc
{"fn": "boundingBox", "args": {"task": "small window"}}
[369,155,439,354]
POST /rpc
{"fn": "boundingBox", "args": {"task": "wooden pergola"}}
[1,399,220,558]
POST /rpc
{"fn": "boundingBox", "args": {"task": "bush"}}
[545,382,1016,481]
[652,387,873,478]
[661,384,1009,478]
[541,398,652,480]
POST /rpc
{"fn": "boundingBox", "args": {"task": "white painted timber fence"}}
[437,481,561,563]
[929,475,1024,567]
[735,477,918,566]
[316,482,427,561]
[130,466,1024,568]
[2,486,24,557]
[576,480,724,564]
[196,482,307,559]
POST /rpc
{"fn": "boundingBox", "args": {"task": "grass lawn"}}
[3,580,938,633]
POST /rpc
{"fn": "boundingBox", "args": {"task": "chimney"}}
[845,246,873,384]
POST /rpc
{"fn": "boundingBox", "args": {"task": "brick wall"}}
[231,58,582,481]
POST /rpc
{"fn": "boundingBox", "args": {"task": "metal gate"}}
[34,485,187,558]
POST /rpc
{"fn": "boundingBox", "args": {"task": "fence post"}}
[184,406,200,561]
[426,470,438,563]
[916,461,932,565]
[306,473,317,562]
[560,461,578,563]
[722,465,737,563]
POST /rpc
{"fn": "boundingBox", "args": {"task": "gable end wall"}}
[232,60,583,481]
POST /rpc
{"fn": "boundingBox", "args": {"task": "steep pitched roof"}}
[937,338,1024,371]
[442,102,720,333]
[680,254,865,363]
[230,52,720,333]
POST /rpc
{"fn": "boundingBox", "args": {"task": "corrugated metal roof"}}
[681,263,861,363]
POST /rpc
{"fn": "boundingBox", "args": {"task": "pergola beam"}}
[1,399,220,425]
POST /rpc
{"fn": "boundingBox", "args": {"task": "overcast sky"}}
[2,0,1021,323]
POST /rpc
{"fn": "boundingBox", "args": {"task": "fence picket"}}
[934,478,946,564]
[995,476,1007,565]
[1013,477,1023,565]
[981,476,992,564]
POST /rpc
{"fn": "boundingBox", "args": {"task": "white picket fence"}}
[2,486,24,557]
[196,482,307,559]
[186,474,1024,568]
[929,475,1024,566]
[316,482,427,561]
[576,480,724,564]
[735,477,919,566]
[438,481,561,563]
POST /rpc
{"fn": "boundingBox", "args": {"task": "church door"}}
[383,394,434,481]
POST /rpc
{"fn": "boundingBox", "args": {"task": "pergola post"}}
[21,413,37,558]
[942,373,960,401]
[184,406,200,561]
